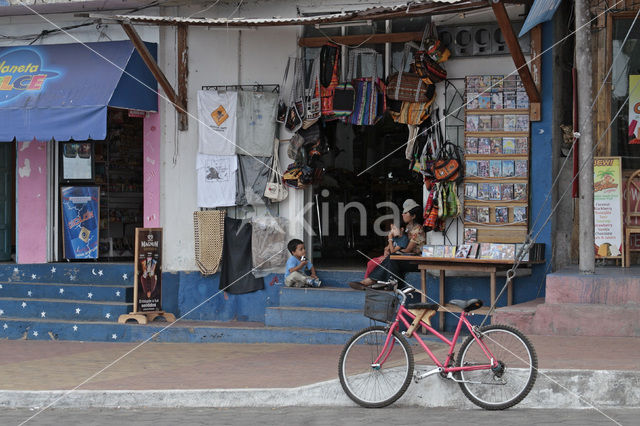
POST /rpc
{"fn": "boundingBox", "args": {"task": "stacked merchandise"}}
[461,74,531,247]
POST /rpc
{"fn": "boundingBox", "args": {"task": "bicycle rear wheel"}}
[338,325,414,408]
[456,324,537,410]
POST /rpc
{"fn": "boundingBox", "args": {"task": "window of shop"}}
[611,16,640,169]
[58,108,144,260]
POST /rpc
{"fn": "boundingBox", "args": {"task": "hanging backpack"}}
[433,141,463,183]
[320,44,340,117]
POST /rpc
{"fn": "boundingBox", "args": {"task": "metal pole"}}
[575,0,595,273]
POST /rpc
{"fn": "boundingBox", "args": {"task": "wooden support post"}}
[177,24,189,131]
[439,270,445,331]
[491,0,542,121]
[121,22,187,126]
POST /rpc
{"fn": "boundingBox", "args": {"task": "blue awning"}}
[0,40,158,141]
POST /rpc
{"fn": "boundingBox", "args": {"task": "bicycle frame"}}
[373,304,498,375]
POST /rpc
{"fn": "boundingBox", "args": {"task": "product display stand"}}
[118,311,176,325]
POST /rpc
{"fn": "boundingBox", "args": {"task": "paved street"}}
[1,407,636,426]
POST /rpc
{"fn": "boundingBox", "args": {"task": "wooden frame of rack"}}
[462,107,531,243]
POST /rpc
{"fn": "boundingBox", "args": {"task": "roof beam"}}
[120,22,188,129]
[491,0,541,121]
[299,31,424,47]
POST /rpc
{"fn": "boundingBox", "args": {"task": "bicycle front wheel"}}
[456,324,537,410]
[338,325,414,408]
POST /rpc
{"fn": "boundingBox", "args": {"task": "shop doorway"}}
[57,108,144,261]
[311,117,423,268]
[0,143,15,261]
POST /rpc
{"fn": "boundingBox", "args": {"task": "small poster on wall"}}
[60,186,99,259]
[593,157,623,259]
[630,75,640,144]
[134,228,163,313]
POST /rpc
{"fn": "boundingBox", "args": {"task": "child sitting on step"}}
[285,239,322,288]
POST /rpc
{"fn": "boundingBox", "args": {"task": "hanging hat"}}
[402,199,421,213]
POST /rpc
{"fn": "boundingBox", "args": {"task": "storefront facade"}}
[0,1,560,327]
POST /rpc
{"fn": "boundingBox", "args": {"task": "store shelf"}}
[465,109,530,115]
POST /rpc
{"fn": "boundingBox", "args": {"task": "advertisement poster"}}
[594,157,623,258]
[60,186,99,259]
[134,228,162,313]
[630,75,640,145]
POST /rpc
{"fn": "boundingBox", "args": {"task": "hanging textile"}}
[196,154,238,208]
[237,90,278,157]
[220,216,265,294]
[236,155,271,206]
[198,90,238,155]
[251,216,288,273]
[193,210,226,276]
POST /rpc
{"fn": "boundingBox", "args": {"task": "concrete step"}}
[279,286,365,309]
[0,318,356,345]
[531,303,640,337]
[545,270,640,305]
[265,306,375,331]
[0,263,134,285]
[0,282,131,302]
[0,298,131,322]
[493,298,544,334]
[314,270,365,288]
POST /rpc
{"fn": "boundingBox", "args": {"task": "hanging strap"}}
[268,139,282,184]
[279,57,293,105]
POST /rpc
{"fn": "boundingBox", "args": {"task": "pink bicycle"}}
[338,285,537,409]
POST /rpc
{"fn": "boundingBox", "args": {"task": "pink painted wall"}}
[17,140,48,264]
[143,112,161,227]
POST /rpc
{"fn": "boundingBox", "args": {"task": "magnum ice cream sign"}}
[135,228,163,312]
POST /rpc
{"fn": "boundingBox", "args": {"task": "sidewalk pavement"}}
[1,335,639,409]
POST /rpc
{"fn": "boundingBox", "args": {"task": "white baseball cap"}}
[402,199,421,213]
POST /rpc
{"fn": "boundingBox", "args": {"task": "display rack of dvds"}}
[462,74,530,244]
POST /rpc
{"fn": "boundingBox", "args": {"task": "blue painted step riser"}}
[0,300,130,322]
[265,308,375,331]
[0,320,354,345]
[279,288,365,309]
[0,264,134,285]
[0,283,131,302]
[314,271,365,288]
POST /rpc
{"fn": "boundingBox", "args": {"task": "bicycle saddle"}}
[449,299,483,312]
[406,302,439,311]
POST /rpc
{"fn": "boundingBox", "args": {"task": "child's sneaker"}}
[312,278,322,288]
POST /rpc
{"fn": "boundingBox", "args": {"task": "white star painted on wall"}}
[13,267,19,273]
[98,270,104,276]
[40,311,46,318]
[122,274,128,280]
[59,288,65,294]
[0,309,3,316]
[0,284,3,289]
[105,313,111,319]
[27,291,32,297]
[69,275,77,281]
[75,308,81,315]
[111,334,117,340]
[21,302,27,308]
[73,325,78,332]
[2,324,7,330]
[51,267,56,273]
[31,274,36,280]
[87,292,93,299]
[115,291,121,297]
[33,331,38,337]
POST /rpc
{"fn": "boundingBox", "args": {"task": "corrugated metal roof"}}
[89,0,488,27]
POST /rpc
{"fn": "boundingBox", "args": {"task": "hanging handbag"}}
[284,58,305,132]
[433,141,463,182]
[277,58,293,124]
[332,83,355,117]
[347,48,386,126]
[303,57,321,129]
[388,99,434,125]
[386,46,435,103]
[412,52,447,83]
[264,139,288,202]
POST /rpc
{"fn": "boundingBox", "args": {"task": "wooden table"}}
[390,255,541,330]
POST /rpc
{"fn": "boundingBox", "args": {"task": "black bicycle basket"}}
[363,288,398,323]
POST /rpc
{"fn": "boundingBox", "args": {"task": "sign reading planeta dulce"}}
[593,157,623,259]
